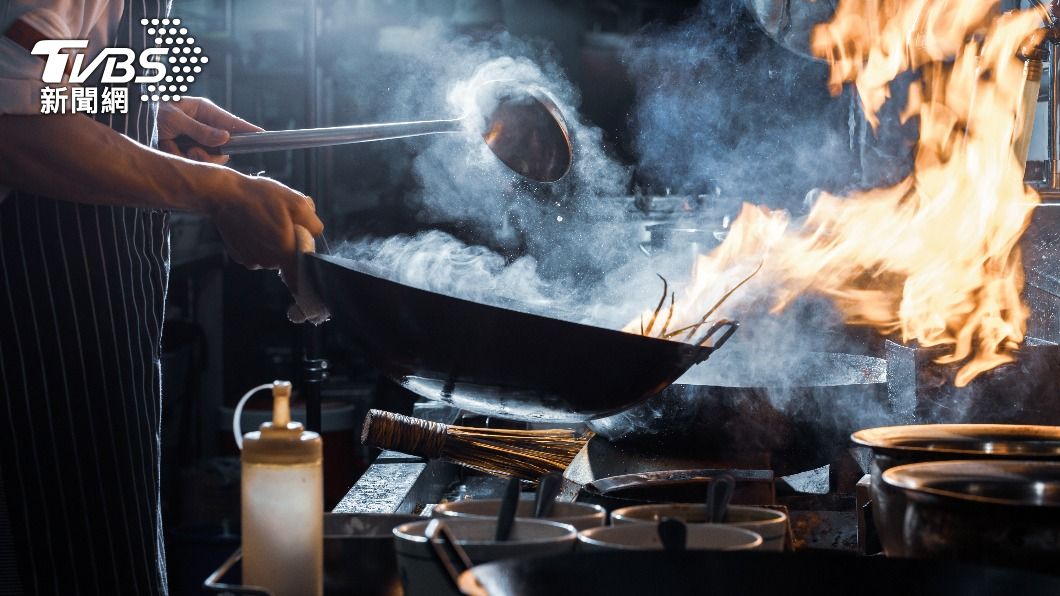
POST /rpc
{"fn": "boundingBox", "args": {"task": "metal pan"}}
[588,352,888,475]
[304,253,737,422]
[457,549,1060,596]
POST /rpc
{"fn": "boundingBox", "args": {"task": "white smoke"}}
[337,230,578,319]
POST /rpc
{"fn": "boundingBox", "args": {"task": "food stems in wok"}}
[640,262,763,345]
[669,261,763,343]
[643,274,670,337]
[660,292,676,337]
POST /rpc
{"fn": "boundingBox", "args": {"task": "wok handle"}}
[425,519,475,591]
[694,319,739,350]
[174,118,464,156]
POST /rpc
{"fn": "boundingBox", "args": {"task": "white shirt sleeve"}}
[0,0,117,199]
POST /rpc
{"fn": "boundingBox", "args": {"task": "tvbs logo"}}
[32,17,204,88]
[31,41,167,84]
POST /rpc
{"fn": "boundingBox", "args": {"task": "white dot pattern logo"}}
[140,17,208,103]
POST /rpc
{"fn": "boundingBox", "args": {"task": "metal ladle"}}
[177,81,573,183]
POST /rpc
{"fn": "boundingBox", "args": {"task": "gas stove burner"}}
[577,468,776,511]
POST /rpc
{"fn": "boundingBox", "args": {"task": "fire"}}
[630,0,1044,386]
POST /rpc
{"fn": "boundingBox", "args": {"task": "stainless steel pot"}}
[851,424,1060,556]
[882,460,1060,574]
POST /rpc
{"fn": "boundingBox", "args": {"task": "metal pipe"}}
[1024,0,1060,196]
[1015,56,1044,165]
[1051,42,1060,188]
[305,0,320,202]
[1038,0,1060,190]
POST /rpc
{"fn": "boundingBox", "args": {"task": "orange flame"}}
[630,1,1044,386]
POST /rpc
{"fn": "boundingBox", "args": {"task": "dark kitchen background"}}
[160,0,1057,591]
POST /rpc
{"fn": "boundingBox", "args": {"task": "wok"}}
[305,253,737,422]
[588,352,889,475]
[457,550,1060,596]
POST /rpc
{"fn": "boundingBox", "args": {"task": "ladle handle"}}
[657,518,687,553]
[426,519,475,592]
[533,472,563,518]
[174,117,465,156]
[495,477,521,542]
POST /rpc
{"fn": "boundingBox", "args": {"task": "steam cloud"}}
[334,4,869,336]
[328,3,954,440]
[338,230,576,320]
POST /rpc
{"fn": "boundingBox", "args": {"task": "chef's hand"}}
[208,175,323,273]
[157,97,263,165]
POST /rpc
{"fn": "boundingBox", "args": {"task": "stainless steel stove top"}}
[335,401,864,551]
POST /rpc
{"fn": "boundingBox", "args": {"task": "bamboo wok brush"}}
[361,409,591,482]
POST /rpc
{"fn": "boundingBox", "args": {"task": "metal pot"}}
[393,518,576,596]
[882,460,1060,574]
[851,424,1060,556]
[432,499,606,531]
[588,352,888,475]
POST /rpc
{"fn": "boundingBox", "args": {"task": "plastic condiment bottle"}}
[240,380,323,596]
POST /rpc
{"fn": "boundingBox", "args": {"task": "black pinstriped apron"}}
[0,0,170,593]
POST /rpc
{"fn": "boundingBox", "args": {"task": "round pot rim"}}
[852,424,1060,457]
[881,460,1060,509]
[610,504,787,528]
[393,518,577,546]
[576,524,763,550]
[433,499,607,521]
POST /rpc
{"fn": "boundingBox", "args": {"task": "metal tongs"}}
[176,81,573,183]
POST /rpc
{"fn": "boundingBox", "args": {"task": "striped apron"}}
[0,0,170,593]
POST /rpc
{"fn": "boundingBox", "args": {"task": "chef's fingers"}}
[160,136,229,164]
[193,98,265,134]
[289,202,324,237]
[170,106,230,147]
[187,146,230,165]
[275,189,323,237]
[158,138,179,156]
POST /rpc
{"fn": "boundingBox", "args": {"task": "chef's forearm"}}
[0,113,238,214]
